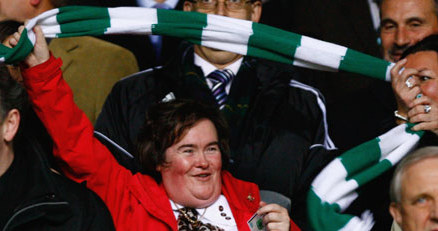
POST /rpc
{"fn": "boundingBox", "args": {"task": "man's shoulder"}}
[48,169,104,205]
[50,36,132,54]
[49,36,137,63]
[47,170,115,230]
[113,66,166,92]
[22,150,113,229]
[106,64,180,108]
[288,79,325,103]
[249,60,328,128]
[119,66,163,83]
[251,57,299,75]
[250,58,324,105]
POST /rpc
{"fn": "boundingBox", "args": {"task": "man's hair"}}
[0,65,27,120]
[390,146,438,203]
[378,0,438,17]
[135,99,230,181]
[0,64,28,154]
[401,33,438,59]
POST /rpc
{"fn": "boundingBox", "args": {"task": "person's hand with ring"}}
[391,58,421,124]
[408,94,438,134]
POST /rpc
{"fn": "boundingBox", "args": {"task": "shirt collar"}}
[137,0,179,8]
[194,53,243,76]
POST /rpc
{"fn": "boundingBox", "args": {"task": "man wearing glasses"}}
[95,0,335,228]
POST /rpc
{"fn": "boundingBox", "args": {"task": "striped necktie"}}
[206,69,234,110]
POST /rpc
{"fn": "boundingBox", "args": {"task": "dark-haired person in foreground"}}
[0,65,115,230]
[15,26,299,230]
[390,34,438,137]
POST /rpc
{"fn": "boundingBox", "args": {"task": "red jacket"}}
[22,55,300,231]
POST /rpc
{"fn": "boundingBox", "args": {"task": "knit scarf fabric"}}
[308,123,423,230]
[4,6,423,230]
[2,6,394,82]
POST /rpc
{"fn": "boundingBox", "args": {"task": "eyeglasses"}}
[192,0,252,12]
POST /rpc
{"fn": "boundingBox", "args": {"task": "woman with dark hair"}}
[390,34,438,136]
[13,26,299,230]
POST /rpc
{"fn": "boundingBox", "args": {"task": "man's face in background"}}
[380,0,438,62]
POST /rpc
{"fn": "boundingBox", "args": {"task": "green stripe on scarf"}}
[307,190,353,230]
[0,28,34,64]
[341,138,381,179]
[154,9,206,45]
[352,159,392,186]
[57,6,110,37]
[248,23,300,64]
[340,49,391,81]
[405,122,421,135]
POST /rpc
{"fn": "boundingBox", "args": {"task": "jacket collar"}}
[131,174,177,230]
[220,171,260,213]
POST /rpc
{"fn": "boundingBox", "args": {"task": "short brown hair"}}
[136,99,230,181]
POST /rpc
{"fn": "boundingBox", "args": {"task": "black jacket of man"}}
[0,119,115,231]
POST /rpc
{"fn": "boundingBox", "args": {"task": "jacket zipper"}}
[2,201,69,231]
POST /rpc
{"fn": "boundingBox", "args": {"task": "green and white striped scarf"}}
[308,124,423,231]
[3,6,394,81]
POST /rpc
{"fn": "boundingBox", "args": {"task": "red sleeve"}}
[21,55,130,218]
[291,219,301,231]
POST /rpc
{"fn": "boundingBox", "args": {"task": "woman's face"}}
[158,119,222,208]
[405,51,438,102]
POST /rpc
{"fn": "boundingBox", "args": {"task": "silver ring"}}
[425,105,432,113]
[405,76,414,88]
